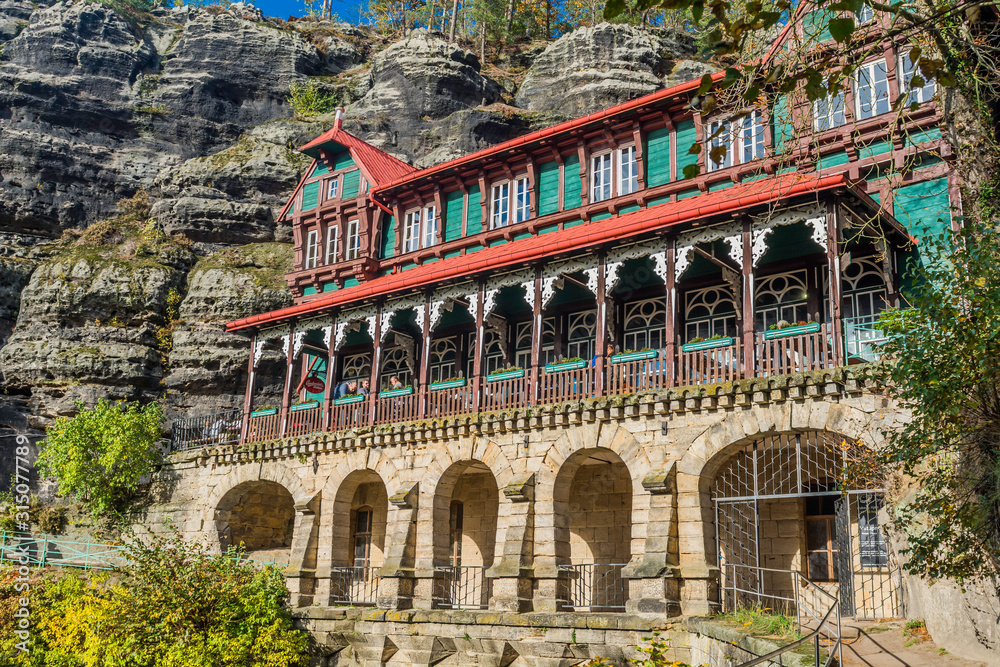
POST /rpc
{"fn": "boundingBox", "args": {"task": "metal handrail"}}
[721,564,842,667]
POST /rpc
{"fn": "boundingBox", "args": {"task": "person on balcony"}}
[202,415,236,443]
[388,376,403,391]
[359,379,371,397]
[334,380,358,399]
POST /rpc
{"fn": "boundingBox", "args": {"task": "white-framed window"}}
[491,182,510,229]
[754,270,810,331]
[684,286,737,341]
[402,209,421,253]
[513,177,531,223]
[591,152,614,202]
[429,337,457,384]
[899,51,936,105]
[346,219,361,260]
[707,119,733,172]
[739,111,765,163]
[623,298,666,351]
[856,3,874,24]
[327,177,340,201]
[566,310,596,361]
[422,205,437,248]
[618,144,639,195]
[325,225,339,264]
[813,81,847,131]
[855,60,890,120]
[305,229,320,269]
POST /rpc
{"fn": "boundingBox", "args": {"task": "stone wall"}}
[217,480,296,556]
[568,460,632,564]
[452,472,500,568]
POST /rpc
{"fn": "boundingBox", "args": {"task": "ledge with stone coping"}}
[167,365,885,466]
[684,617,828,667]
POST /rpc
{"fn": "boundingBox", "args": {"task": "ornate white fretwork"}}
[281,334,291,357]
[322,324,332,350]
[540,275,562,308]
[466,293,478,324]
[482,268,535,317]
[297,315,331,333]
[605,260,623,295]
[483,288,500,319]
[334,320,350,350]
[603,240,667,294]
[650,251,668,283]
[429,300,445,331]
[258,323,290,341]
[522,280,536,312]
[252,339,266,368]
[335,305,377,350]
[583,267,599,296]
[292,330,306,358]
[750,203,827,267]
[674,222,742,280]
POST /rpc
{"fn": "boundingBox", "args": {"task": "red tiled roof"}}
[299,126,416,187]
[371,70,728,196]
[227,172,850,333]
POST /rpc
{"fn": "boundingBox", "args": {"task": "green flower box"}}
[333,395,366,406]
[682,337,735,353]
[486,369,525,383]
[250,407,277,418]
[290,401,320,412]
[544,359,588,373]
[610,350,658,363]
[430,379,467,391]
[379,387,414,399]
[764,322,822,340]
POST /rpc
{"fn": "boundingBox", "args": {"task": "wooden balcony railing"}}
[181,320,866,448]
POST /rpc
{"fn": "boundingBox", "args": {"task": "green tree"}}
[37,399,164,518]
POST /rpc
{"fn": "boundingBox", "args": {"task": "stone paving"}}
[838,621,988,667]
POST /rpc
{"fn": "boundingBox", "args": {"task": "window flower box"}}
[290,401,320,412]
[544,359,588,373]
[430,378,466,391]
[610,349,658,363]
[764,322,822,340]
[379,387,414,398]
[250,407,278,417]
[486,369,525,382]
[682,337,735,353]
[333,395,365,406]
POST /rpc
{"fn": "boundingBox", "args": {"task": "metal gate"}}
[713,432,903,620]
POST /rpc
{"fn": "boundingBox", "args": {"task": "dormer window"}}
[346,219,360,260]
[305,229,320,269]
[403,205,438,253]
[707,120,733,172]
[856,3,874,23]
[327,177,339,201]
[813,80,846,130]
[618,145,639,195]
[491,182,510,228]
[855,60,890,120]
[592,146,638,202]
[513,178,531,223]
[325,225,339,264]
[491,177,531,229]
[591,153,613,202]
[899,51,936,105]
[739,111,765,163]
[707,113,764,172]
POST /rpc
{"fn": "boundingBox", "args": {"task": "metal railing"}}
[330,565,381,605]
[433,565,491,610]
[0,532,287,571]
[720,564,842,667]
[171,408,243,451]
[560,562,628,612]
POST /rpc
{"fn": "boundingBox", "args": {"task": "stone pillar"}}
[286,493,320,607]
[676,465,719,616]
[486,474,535,612]
[377,481,419,610]
[622,466,681,615]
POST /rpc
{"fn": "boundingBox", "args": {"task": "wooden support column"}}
[740,219,755,376]
[826,201,844,366]
[419,296,431,418]
[369,308,382,424]
[240,332,257,443]
[322,317,337,431]
[280,323,296,437]
[472,285,485,412]
[595,255,607,396]
[664,239,677,387]
[530,269,543,402]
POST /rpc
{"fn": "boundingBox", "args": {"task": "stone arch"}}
[431,459,501,570]
[674,400,881,573]
[215,480,296,559]
[329,468,389,569]
[535,421,654,567]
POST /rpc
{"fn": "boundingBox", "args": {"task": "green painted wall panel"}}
[803,8,835,42]
[467,185,482,232]
[647,195,671,207]
[311,161,329,177]
[303,286,317,295]
[817,150,850,170]
[301,181,319,211]
[619,204,641,214]
[334,152,355,171]
[342,169,360,199]
[344,277,360,288]
[859,140,891,159]
[591,212,612,222]
[645,127,671,187]
[893,177,952,243]
[381,215,395,259]
[445,189,464,241]
[906,126,941,146]
[513,231,532,240]
[708,180,732,192]
[563,154,582,208]
[323,282,338,292]
[675,119,698,180]
[538,161,560,216]
[564,219,584,229]
[443,250,462,259]
[677,188,700,200]
[538,224,559,235]
[772,95,793,152]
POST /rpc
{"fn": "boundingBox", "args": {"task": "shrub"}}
[287,80,337,117]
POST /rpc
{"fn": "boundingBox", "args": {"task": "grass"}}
[717,607,801,639]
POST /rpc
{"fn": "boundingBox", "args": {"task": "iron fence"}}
[171,409,243,451]
[330,566,381,605]
[433,565,491,610]
[560,562,628,612]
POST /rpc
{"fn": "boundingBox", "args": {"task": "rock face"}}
[516,23,696,115]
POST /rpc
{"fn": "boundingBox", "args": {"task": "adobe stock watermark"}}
[8,434,34,653]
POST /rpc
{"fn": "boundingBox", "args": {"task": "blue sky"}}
[254,0,365,23]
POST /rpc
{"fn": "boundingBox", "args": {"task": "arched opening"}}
[433,460,500,609]
[215,481,296,564]
[554,447,633,612]
[330,469,388,605]
[709,431,901,620]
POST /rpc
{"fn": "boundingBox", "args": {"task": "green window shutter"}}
[563,153,581,208]
[445,189,464,241]
[466,185,482,232]
[645,127,671,187]
[301,181,319,211]
[311,161,329,177]
[538,161,560,216]
[893,177,952,243]
[342,169,360,199]
[381,215,395,259]
[675,120,698,180]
